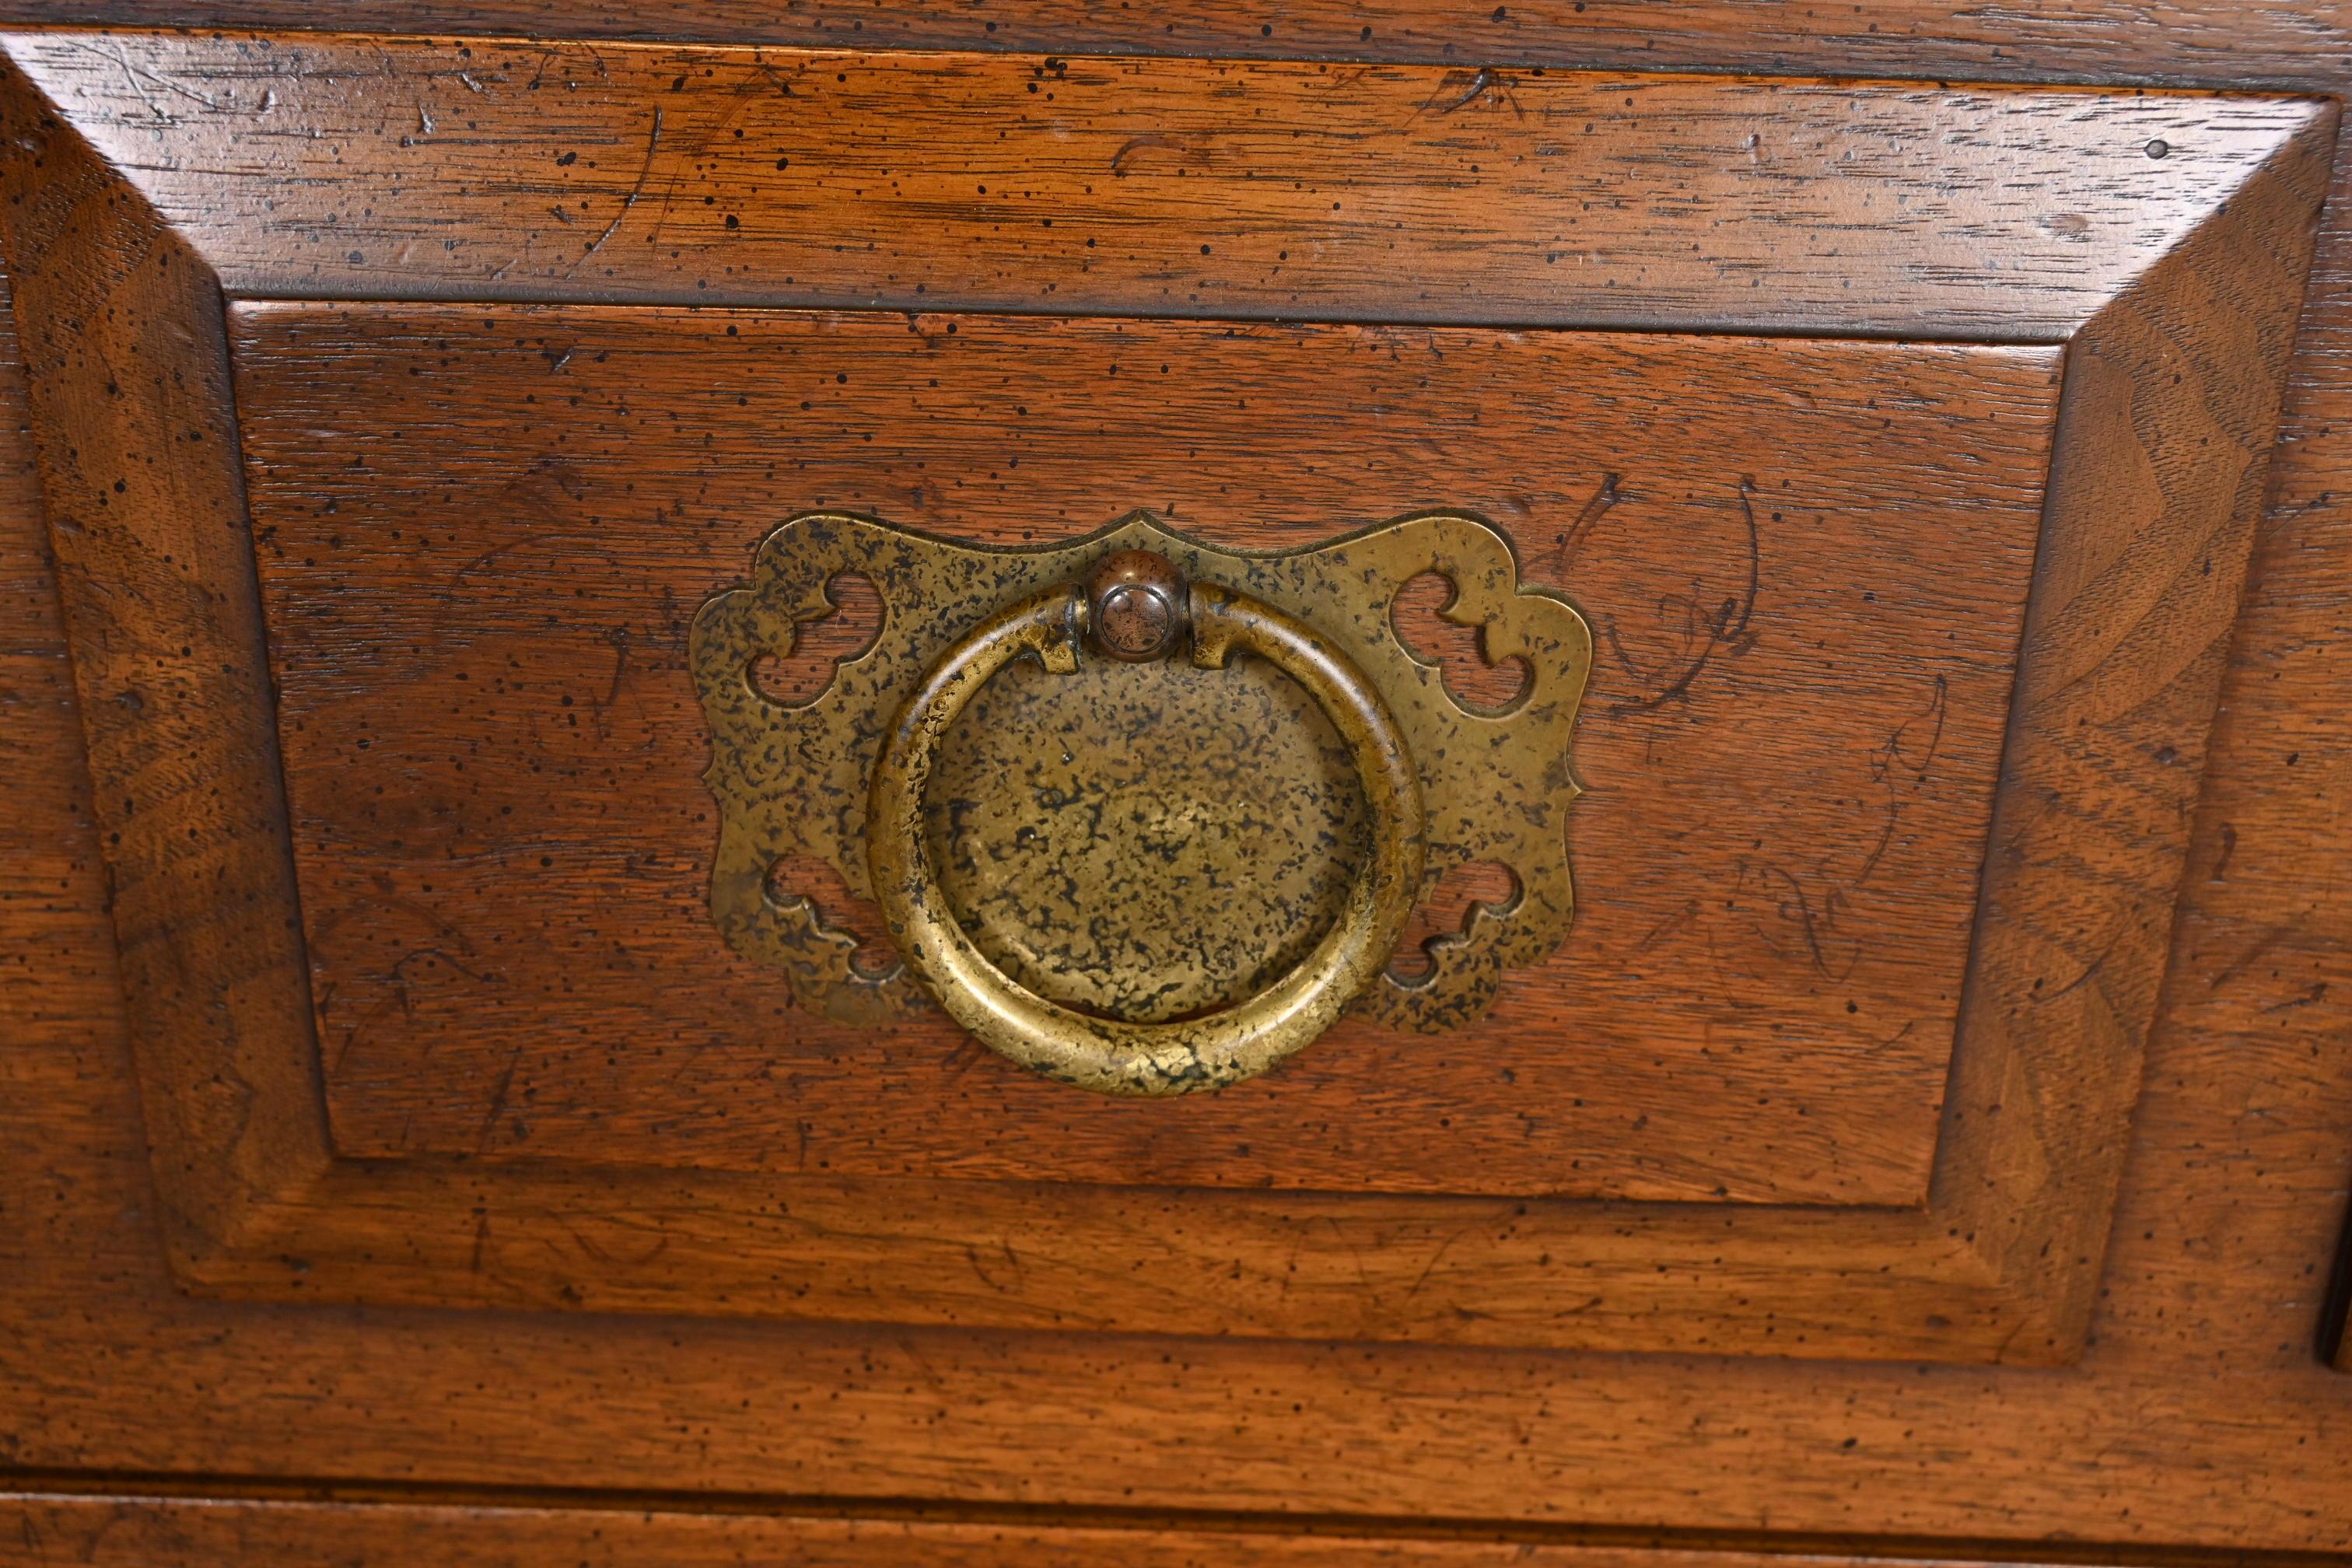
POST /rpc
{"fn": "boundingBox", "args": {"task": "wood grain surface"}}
[0,42,325,1267]
[1,5,2350,1561]
[9,1,2343,90]
[0,26,2331,1366]
[0,32,2322,337]
[233,304,2058,1204]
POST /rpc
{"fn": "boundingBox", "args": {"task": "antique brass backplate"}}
[691,510,1591,1092]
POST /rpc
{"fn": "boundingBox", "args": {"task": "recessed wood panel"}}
[232,305,2056,1204]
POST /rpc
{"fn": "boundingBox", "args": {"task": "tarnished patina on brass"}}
[865,564,1424,1094]
[690,509,1592,1060]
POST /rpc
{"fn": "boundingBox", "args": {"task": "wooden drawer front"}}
[0,30,2331,1370]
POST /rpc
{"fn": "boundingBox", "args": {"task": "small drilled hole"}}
[748,570,882,706]
[1391,571,1530,712]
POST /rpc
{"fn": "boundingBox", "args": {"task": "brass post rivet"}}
[1085,548,1187,662]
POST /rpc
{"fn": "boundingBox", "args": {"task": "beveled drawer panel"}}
[9,1,2352,1553]
[0,27,2332,1368]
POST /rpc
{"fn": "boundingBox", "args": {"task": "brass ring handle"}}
[866,550,1426,1096]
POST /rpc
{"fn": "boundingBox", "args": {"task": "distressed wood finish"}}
[0,34,2317,338]
[5,0,2341,89]
[236,306,2058,1204]
[2,34,2326,1362]
[3,5,2352,1564]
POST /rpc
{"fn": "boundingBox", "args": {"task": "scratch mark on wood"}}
[77,39,229,117]
[1421,66,1503,118]
[1402,1226,1477,1302]
[1605,474,1762,715]
[100,40,164,120]
[1858,674,1949,886]
[571,106,661,271]
[475,1048,523,1153]
[2208,821,2238,882]
[1110,133,1204,175]
[1741,860,1859,983]
[1630,897,1701,955]
[1556,470,1622,560]
[2209,923,2289,991]
[2261,980,2329,1013]
[2041,922,2129,1005]
[1862,1020,1919,1055]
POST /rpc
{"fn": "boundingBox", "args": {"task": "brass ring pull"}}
[867,550,1426,1096]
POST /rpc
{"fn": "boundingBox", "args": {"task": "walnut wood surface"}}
[4,36,2320,1361]
[10,0,2341,89]
[0,33,2319,338]
[2,5,2350,1561]
[233,306,2056,1204]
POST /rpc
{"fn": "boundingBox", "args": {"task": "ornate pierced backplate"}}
[689,511,1591,1034]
